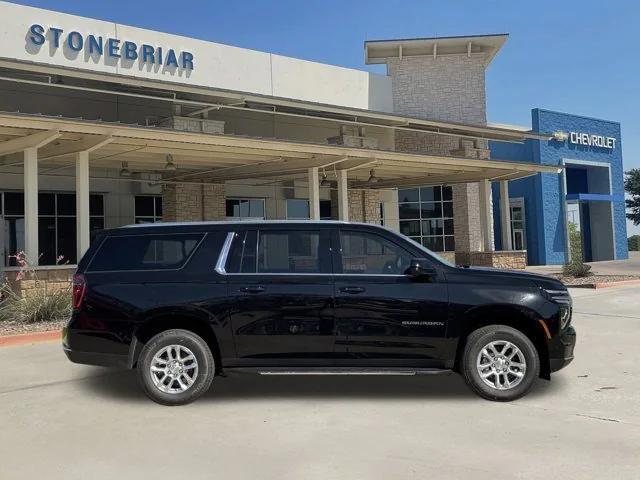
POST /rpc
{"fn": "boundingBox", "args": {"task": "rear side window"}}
[226,229,330,274]
[88,233,204,272]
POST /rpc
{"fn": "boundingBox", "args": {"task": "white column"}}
[478,179,494,252]
[76,151,90,260]
[337,170,349,221]
[23,147,39,265]
[499,180,513,251]
[308,167,320,220]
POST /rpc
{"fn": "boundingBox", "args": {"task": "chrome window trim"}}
[215,231,236,275]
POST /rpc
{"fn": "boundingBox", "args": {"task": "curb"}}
[569,279,640,289]
[0,330,61,347]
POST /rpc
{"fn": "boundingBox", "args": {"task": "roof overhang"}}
[0,112,561,189]
[365,34,509,67]
[0,58,550,143]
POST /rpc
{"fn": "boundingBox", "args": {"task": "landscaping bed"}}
[0,319,65,337]
[552,274,640,288]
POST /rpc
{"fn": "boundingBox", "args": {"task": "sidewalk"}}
[526,251,640,276]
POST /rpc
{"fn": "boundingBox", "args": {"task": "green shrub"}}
[562,261,593,278]
[0,283,71,324]
[629,235,640,252]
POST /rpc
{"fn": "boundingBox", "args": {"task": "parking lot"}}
[1,285,639,480]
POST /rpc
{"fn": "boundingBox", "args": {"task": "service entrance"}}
[564,161,616,262]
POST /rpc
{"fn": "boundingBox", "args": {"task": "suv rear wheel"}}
[462,325,540,401]
[138,329,215,406]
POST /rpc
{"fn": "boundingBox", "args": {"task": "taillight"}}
[72,274,87,310]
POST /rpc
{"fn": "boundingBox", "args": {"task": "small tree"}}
[563,221,592,277]
[567,221,583,262]
[629,235,640,252]
[626,169,640,226]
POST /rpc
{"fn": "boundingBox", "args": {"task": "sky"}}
[12,0,640,235]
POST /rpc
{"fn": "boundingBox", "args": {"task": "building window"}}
[398,186,454,252]
[285,199,333,220]
[1,192,104,266]
[135,195,163,223]
[225,198,265,219]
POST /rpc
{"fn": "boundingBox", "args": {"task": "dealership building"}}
[0,2,628,289]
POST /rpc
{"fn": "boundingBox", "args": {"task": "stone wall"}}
[387,55,487,124]
[4,266,75,297]
[163,183,226,222]
[460,251,527,270]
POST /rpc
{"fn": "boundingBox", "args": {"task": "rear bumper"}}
[63,346,128,368]
[62,325,130,368]
[549,326,576,372]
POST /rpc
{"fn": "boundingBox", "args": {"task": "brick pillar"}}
[162,183,203,222]
[203,184,226,220]
[348,190,380,224]
[348,190,364,222]
[363,190,381,224]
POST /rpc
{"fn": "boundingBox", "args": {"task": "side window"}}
[339,230,412,275]
[258,230,327,274]
[88,233,203,272]
[227,230,258,273]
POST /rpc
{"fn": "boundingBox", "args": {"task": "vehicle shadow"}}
[80,368,566,403]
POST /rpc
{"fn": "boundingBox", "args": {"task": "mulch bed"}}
[550,274,640,287]
[0,320,65,337]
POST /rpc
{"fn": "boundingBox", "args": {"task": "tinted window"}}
[258,230,324,273]
[227,230,258,273]
[88,233,203,272]
[340,230,412,275]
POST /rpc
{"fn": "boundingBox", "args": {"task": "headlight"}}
[558,305,572,330]
[541,288,572,329]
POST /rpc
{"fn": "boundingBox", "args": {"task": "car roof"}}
[103,220,396,236]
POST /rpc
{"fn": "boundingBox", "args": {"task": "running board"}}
[254,367,452,376]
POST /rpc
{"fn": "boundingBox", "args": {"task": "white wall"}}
[0,1,392,112]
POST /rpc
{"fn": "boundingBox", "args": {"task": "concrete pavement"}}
[527,251,640,276]
[1,285,639,479]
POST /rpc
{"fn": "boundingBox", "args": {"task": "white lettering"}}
[568,131,616,149]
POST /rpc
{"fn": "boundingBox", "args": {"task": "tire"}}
[461,325,540,402]
[137,329,215,406]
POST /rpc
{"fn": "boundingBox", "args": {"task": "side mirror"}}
[406,258,437,278]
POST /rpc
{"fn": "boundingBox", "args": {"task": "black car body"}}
[63,221,576,404]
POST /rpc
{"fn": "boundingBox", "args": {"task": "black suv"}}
[63,221,576,405]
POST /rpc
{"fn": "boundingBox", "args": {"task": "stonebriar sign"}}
[28,24,194,70]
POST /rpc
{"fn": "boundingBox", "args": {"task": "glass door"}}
[509,199,526,251]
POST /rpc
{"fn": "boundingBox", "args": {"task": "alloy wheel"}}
[150,344,199,394]
[476,340,527,390]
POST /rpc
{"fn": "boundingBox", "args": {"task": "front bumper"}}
[549,325,576,372]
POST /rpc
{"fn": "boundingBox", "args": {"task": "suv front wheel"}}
[462,325,540,401]
[138,329,215,406]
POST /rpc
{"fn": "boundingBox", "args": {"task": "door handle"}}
[340,286,365,294]
[240,286,265,294]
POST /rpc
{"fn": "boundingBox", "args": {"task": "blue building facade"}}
[490,109,628,265]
